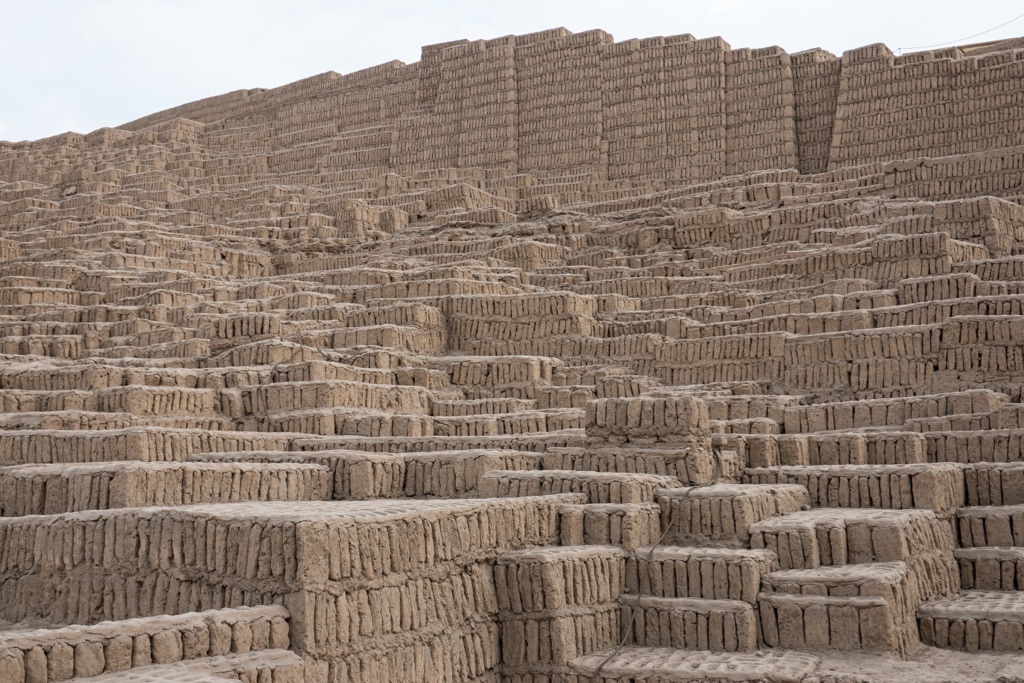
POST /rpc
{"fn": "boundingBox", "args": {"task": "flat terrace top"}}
[0,493,584,525]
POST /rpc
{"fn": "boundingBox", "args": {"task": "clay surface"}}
[2,26,1024,683]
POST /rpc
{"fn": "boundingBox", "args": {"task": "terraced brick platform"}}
[1,25,1024,683]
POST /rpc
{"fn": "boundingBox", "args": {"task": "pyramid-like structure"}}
[2,27,1024,683]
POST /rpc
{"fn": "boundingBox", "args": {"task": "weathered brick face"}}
[1,25,1024,683]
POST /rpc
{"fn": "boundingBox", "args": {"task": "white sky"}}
[3,0,1024,142]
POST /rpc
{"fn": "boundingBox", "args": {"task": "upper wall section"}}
[828,43,1024,170]
[17,29,1024,185]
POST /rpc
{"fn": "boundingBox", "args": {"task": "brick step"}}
[560,503,662,551]
[759,591,907,654]
[907,411,1010,432]
[0,411,140,432]
[924,428,1024,464]
[248,407,437,437]
[495,545,626,613]
[625,546,778,603]
[0,461,332,515]
[759,561,928,655]
[93,386,222,417]
[193,448,541,499]
[770,431,928,467]
[432,408,586,437]
[288,429,585,454]
[0,428,295,466]
[495,545,624,675]
[542,445,720,485]
[963,462,1024,506]
[620,595,758,652]
[76,650,303,683]
[0,606,289,681]
[0,389,110,413]
[709,417,780,435]
[656,484,809,546]
[957,548,1024,590]
[534,384,594,409]
[570,647,820,682]
[235,379,434,416]
[430,397,537,416]
[957,505,1024,547]
[703,394,802,423]
[999,404,1024,430]
[480,469,680,504]
[742,462,964,512]
[749,508,958,583]
[782,389,1004,433]
[919,590,1024,652]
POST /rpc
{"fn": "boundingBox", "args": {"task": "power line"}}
[898,9,1024,53]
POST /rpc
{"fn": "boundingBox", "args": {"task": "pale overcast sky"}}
[3,0,1024,142]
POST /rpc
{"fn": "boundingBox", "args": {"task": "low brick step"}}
[704,394,801,424]
[620,595,758,652]
[957,505,1024,547]
[481,469,680,504]
[94,386,221,417]
[0,606,289,682]
[957,547,1024,590]
[542,446,718,485]
[963,462,1024,506]
[495,544,623,674]
[999,404,1024,430]
[0,461,332,516]
[432,408,586,437]
[195,448,542,499]
[238,379,434,419]
[709,417,780,435]
[289,430,585,454]
[749,508,958,584]
[0,411,138,432]
[569,647,820,682]
[656,484,809,546]
[759,561,927,655]
[495,545,627,613]
[782,389,1003,433]
[251,407,436,438]
[75,650,303,683]
[905,412,1007,433]
[560,503,662,551]
[625,547,778,604]
[0,427,295,467]
[919,590,1024,651]
[431,397,536,416]
[742,462,964,512]
[771,431,927,467]
[924,428,1024,464]
[758,591,905,653]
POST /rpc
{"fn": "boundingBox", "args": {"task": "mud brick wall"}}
[830,44,1024,169]
[13,29,1024,195]
[602,37,666,183]
[0,606,289,683]
[514,30,611,177]
[791,48,841,174]
[584,393,712,455]
[494,546,625,680]
[600,34,730,185]
[0,462,332,516]
[656,332,787,387]
[667,37,730,184]
[0,496,578,682]
[0,427,293,466]
[448,42,519,171]
[724,47,798,176]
